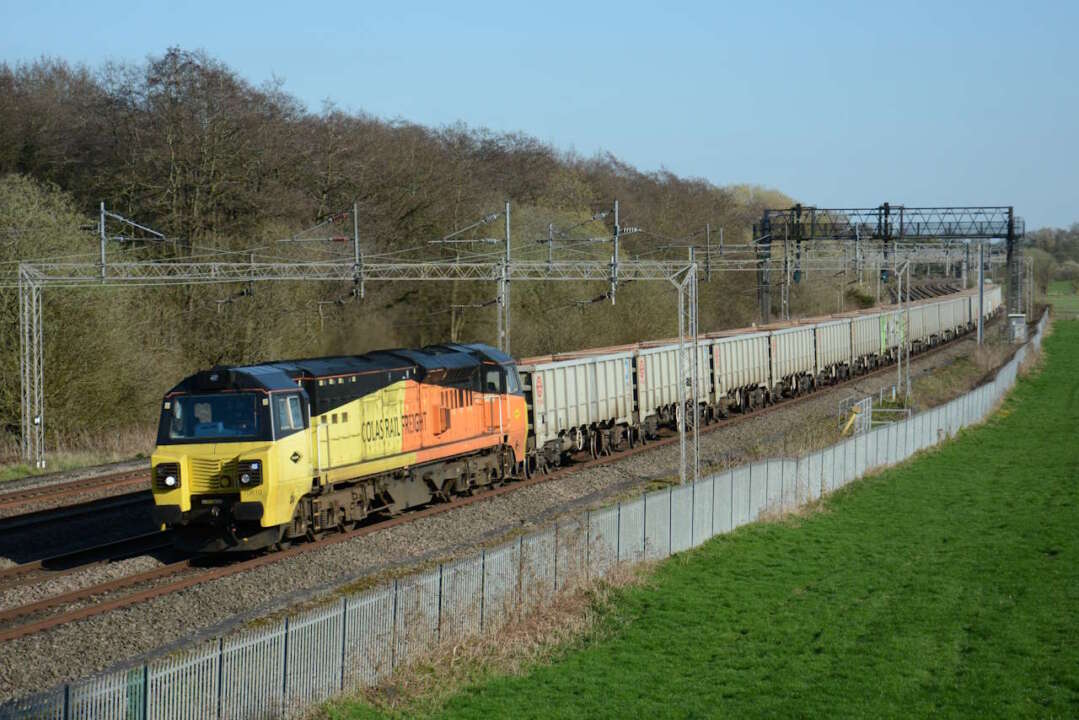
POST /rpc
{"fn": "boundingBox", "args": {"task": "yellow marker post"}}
[841,406,862,437]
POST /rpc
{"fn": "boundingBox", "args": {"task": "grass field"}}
[330,320,1079,719]
[1048,280,1079,314]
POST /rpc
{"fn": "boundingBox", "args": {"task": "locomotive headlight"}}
[154,462,181,491]
[238,460,263,488]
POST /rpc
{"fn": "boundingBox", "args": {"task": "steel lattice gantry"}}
[13,241,1009,470]
[754,203,1024,322]
[16,258,706,480]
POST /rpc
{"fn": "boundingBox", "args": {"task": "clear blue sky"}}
[2,0,1076,229]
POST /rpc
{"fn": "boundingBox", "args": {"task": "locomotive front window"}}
[159,393,267,444]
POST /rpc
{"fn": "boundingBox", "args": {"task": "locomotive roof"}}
[168,343,508,394]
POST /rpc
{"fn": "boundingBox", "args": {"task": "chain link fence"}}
[3,311,1049,720]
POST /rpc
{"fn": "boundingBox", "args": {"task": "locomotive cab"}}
[151,367,315,552]
[151,344,528,553]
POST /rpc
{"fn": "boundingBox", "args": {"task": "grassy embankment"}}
[1048,279,1079,314]
[0,429,152,482]
[331,320,1079,718]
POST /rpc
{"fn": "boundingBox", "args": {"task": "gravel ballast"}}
[0,329,1010,701]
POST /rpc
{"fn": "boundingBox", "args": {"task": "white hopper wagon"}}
[770,325,815,397]
[636,340,713,436]
[517,350,635,466]
[814,319,853,385]
[710,331,771,412]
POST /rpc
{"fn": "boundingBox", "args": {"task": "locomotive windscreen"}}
[157,392,271,444]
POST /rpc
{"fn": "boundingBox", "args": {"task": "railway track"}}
[0,531,174,591]
[0,329,987,644]
[0,469,148,510]
[0,491,152,536]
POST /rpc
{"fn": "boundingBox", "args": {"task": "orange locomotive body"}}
[391,375,527,474]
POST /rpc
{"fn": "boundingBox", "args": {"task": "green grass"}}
[331,322,1079,720]
[0,450,145,483]
[1047,280,1079,314]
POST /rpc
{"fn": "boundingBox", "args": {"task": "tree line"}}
[0,48,797,453]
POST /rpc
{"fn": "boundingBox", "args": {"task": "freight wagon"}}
[814,319,853,385]
[711,331,770,413]
[770,326,816,397]
[635,341,713,436]
[518,350,636,469]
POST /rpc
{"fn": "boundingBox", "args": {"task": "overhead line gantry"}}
[754,203,1024,323]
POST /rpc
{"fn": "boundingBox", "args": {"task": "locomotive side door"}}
[482,365,503,436]
[264,392,314,527]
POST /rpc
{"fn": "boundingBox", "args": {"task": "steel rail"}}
[0,471,149,512]
[0,532,173,590]
[0,318,996,644]
[0,493,151,535]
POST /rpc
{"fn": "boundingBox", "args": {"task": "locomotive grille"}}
[189,458,239,493]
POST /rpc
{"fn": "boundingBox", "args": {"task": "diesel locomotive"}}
[151,344,527,552]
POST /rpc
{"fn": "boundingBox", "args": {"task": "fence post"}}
[436,564,444,644]
[553,523,559,591]
[516,536,524,607]
[281,616,290,711]
[585,510,591,578]
[689,482,695,547]
[389,580,398,669]
[711,470,717,537]
[479,550,486,632]
[616,502,622,562]
[667,486,673,556]
[642,492,648,558]
[730,469,735,532]
[63,683,70,720]
[746,464,753,520]
[141,665,148,720]
[215,636,224,720]
[339,596,349,691]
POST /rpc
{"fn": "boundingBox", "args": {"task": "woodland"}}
[3,48,1067,457]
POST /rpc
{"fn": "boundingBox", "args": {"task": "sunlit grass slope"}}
[334,321,1079,719]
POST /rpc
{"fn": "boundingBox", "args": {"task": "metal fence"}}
[3,312,1048,720]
